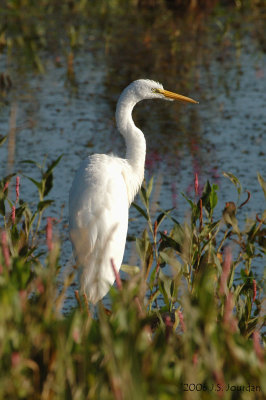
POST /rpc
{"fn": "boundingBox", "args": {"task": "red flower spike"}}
[194,172,199,196]
[1,231,10,267]
[46,217,53,251]
[11,352,21,368]
[253,331,264,362]
[177,310,186,332]
[111,258,122,291]
[15,176,20,203]
[165,315,173,341]
[219,247,232,296]
[213,370,226,398]
[3,181,9,192]
[223,292,238,332]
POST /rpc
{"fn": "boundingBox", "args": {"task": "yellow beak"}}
[158,88,198,104]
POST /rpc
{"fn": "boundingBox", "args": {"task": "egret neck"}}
[115,90,146,204]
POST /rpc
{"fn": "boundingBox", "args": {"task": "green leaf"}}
[132,202,148,220]
[43,173,53,197]
[228,265,235,289]
[0,173,16,189]
[199,220,220,239]
[159,250,182,273]
[146,176,154,199]
[20,159,42,169]
[201,181,218,215]
[156,208,174,230]
[25,176,42,191]
[181,192,194,209]
[257,173,266,201]
[136,229,153,272]
[11,258,31,289]
[158,278,170,309]
[0,198,5,215]
[201,181,211,211]
[7,198,13,209]
[0,135,7,147]
[11,224,19,241]
[158,231,182,253]
[45,154,64,175]
[15,204,28,221]
[223,171,242,197]
[30,211,38,227]
[37,200,54,213]
[126,234,136,242]
[139,185,148,207]
[170,223,184,247]
[210,184,218,210]
[147,288,160,311]
[120,264,140,276]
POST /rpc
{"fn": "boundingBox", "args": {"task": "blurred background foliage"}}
[0,0,265,76]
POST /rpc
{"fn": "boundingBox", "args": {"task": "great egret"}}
[69,79,197,304]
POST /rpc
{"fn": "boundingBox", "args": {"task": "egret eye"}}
[152,88,162,94]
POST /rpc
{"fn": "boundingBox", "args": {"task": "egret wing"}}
[69,155,128,303]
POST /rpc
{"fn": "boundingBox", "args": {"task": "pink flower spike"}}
[3,181,9,192]
[219,247,232,296]
[11,352,21,368]
[177,309,186,332]
[15,176,20,203]
[223,292,238,332]
[111,258,122,291]
[223,292,233,324]
[165,315,173,341]
[46,217,53,251]
[1,231,10,267]
[72,327,80,343]
[213,370,225,398]
[194,172,199,196]
[253,331,264,362]
[165,315,173,327]
[11,206,16,224]
[154,220,158,237]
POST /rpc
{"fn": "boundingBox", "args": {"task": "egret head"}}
[128,79,198,104]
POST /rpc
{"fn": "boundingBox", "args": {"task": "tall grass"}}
[0,141,265,398]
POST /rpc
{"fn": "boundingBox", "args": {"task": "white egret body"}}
[69,79,197,303]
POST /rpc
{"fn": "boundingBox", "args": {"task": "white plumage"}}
[69,79,197,303]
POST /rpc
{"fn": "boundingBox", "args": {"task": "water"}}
[0,8,265,310]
